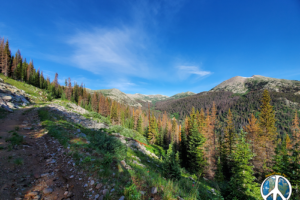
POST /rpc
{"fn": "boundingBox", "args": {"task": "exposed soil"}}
[0,106,90,200]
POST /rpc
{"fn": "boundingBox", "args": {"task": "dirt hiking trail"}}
[0,106,90,200]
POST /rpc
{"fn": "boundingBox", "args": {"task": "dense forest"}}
[1,37,300,199]
[155,90,300,138]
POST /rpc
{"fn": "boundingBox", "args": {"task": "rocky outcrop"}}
[110,133,159,159]
[127,93,169,102]
[278,97,299,108]
[210,75,300,94]
[0,82,30,112]
[46,103,109,129]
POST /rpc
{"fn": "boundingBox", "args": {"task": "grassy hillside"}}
[37,105,223,200]
[0,73,49,103]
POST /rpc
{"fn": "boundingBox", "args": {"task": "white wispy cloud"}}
[177,65,211,80]
[67,26,151,78]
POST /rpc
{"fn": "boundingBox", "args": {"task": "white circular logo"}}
[260,175,292,200]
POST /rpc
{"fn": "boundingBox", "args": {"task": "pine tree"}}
[243,113,263,174]
[180,122,188,168]
[3,40,11,77]
[171,117,177,143]
[292,111,300,148]
[187,118,207,176]
[163,143,181,180]
[0,37,4,73]
[224,109,236,155]
[272,137,289,176]
[215,156,224,182]
[228,130,260,200]
[258,89,277,169]
[288,136,300,199]
[91,92,98,112]
[137,115,144,135]
[110,101,118,124]
[148,114,157,144]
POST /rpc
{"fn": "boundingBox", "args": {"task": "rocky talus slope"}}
[0,78,30,112]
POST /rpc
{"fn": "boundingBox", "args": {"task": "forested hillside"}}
[155,90,300,137]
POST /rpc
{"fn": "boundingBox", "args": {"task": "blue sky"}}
[1,0,300,96]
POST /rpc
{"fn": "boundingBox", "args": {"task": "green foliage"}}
[136,115,143,135]
[272,137,290,174]
[288,141,300,199]
[90,132,126,161]
[215,157,224,182]
[108,125,148,144]
[6,132,23,146]
[227,130,260,200]
[186,119,207,176]
[83,112,111,125]
[124,184,142,200]
[14,158,24,166]
[163,143,181,180]
[82,156,92,163]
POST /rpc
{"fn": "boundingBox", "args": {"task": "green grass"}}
[108,125,148,144]
[5,132,24,146]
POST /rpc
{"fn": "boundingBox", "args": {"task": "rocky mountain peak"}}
[210,75,300,94]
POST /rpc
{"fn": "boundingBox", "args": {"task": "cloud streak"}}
[177,65,211,80]
[67,24,153,79]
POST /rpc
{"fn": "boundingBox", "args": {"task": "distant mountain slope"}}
[86,88,197,108]
[86,88,142,107]
[170,91,196,99]
[211,75,300,94]
[127,93,169,102]
[155,75,300,137]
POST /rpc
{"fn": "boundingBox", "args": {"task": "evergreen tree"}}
[292,111,300,147]
[258,89,277,169]
[215,156,224,182]
[272,135,289,175]
[187,118,207,176]
[288,138,300,199]
[180,122,188,168]
[110,101,118,124]
[243,113,263,175]
[148,114,158,144]
[223,109,236,155]
[163,143,181,180]
[137,115,143,135]
[227,130,260,200]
